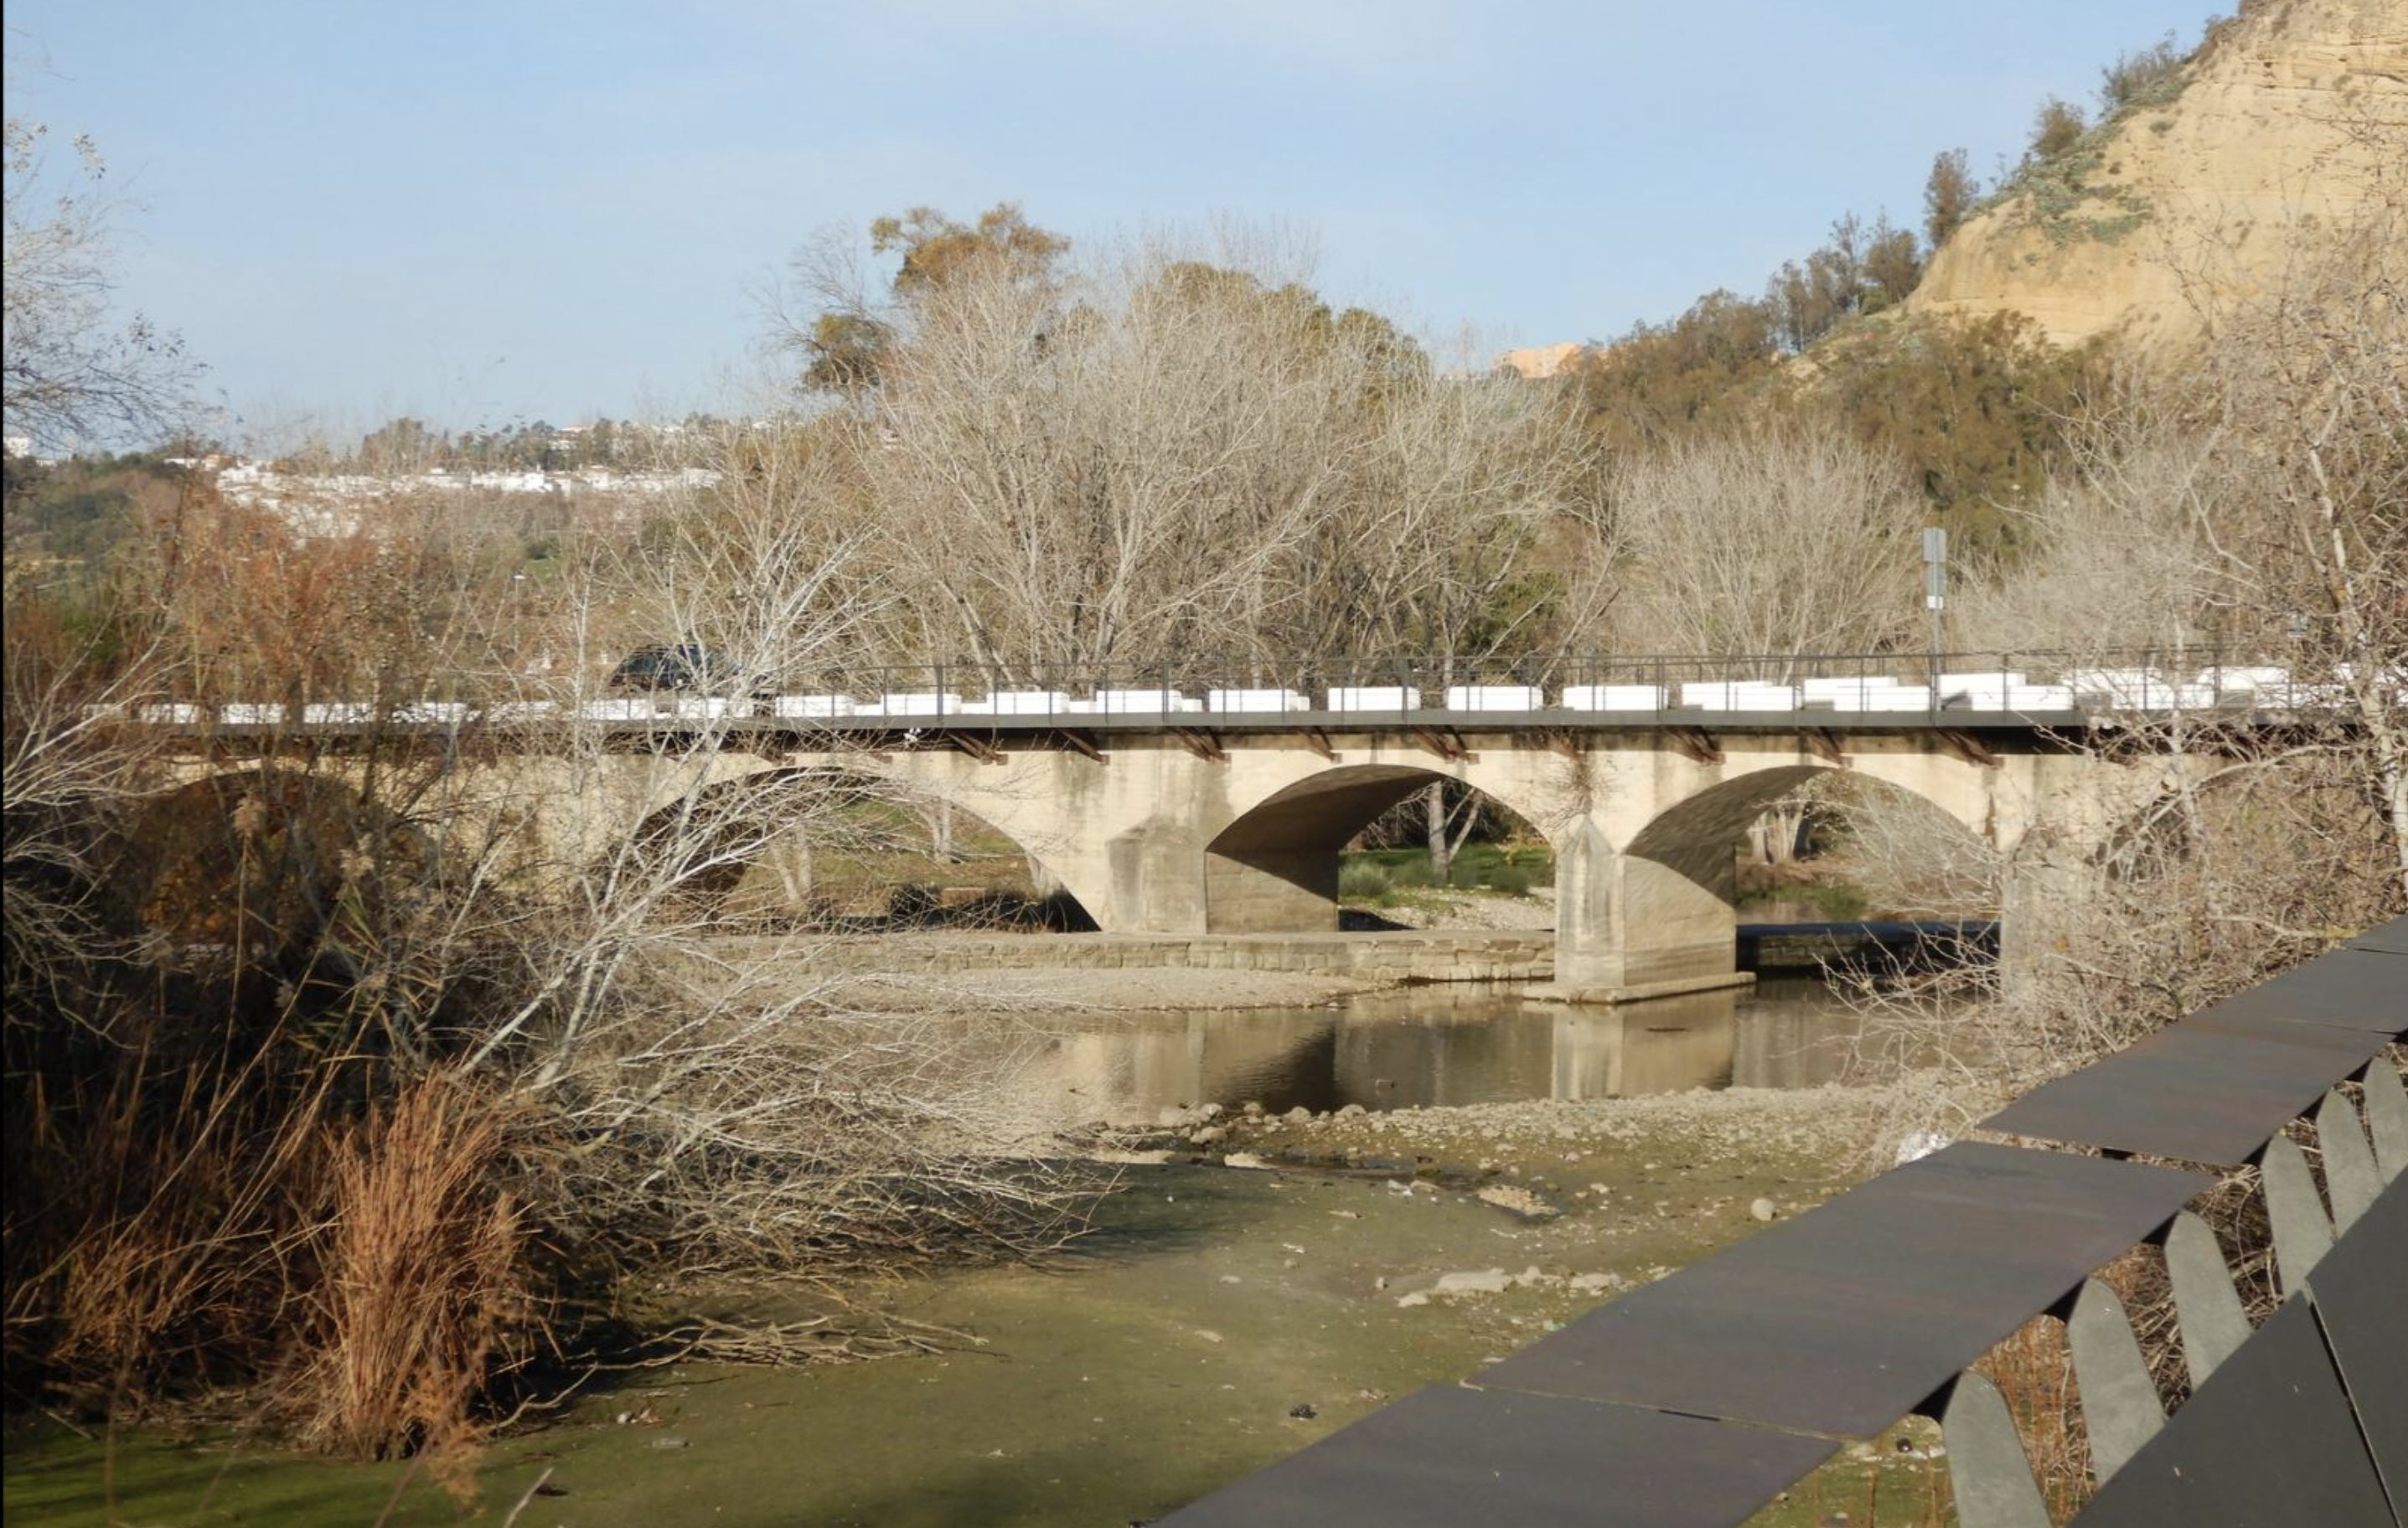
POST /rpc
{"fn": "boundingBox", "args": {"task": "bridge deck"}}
[149,705,2295,743]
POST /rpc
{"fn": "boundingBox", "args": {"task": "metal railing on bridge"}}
[109,648,2400,736]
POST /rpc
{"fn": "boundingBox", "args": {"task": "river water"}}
[985,974,1871,1123]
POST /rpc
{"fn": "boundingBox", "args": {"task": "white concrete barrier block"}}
[2200,666,2290,693]
[1854,687,1935,711]
[774,694,857,719]
[1090,689,1202,715]
[1801,676,1903,699]
[140,703,203,725]
[1207,688,1310,713]
[1560,684,1665,710]
[483,700,560,723]
[1681,682,1801,710]
[220,703,286,725]
[1325,686,1418,711]
[302,702,375,725]
[2003,686,2075,710]
[870,692,962,717]
[983,689,1069,715]
[2066,669,2169,706]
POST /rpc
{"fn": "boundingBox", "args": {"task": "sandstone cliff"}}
[1905,0,2407,353]
[1494,342,1589,379]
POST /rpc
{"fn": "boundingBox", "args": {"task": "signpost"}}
[1923,526,1947,686]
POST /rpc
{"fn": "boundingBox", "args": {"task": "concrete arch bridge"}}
[165,701,2211,1001]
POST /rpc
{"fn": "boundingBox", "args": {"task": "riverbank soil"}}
[3,1081,1947,1527]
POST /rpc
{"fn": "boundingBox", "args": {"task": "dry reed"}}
[287,1071,531,1475]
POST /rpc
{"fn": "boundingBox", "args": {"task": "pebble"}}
[1475,1185,1558,1219]
[1750,1197,1778,1222]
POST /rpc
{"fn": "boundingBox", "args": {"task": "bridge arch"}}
[1563,764,1995,992]
[120,763,437,997]
[612,760,1100,930]
[1202,762,1558,934]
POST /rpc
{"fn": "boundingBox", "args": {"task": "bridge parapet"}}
[102,648,2390,741]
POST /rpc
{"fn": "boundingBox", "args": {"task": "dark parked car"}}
[610,643,751,693]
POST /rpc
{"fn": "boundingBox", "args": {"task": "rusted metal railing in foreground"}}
[1157,917,2408,1528]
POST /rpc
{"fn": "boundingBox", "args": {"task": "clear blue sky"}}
[8,0,2214,443]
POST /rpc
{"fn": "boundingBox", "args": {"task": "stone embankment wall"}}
[798,932,1554,984]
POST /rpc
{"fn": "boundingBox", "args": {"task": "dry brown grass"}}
[286,1072,534,1475]
[1977,1314,2090,1522]
[13,1045,325,1416]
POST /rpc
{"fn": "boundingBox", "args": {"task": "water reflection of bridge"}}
[1030,979,1860,1119]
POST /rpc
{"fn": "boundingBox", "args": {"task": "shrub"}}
[291,1074,531,1470]
[1388,856,1438,888]
[2028,96,2088,163]
[886,882,939,924]
[1489,865,1535,897]
[1448,859,1485,890]
[2098,33,2186,116]
[1338,861,1393,900]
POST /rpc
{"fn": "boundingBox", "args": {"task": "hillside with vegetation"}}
[1909,0,2408,350]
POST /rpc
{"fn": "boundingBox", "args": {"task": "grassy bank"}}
[1337,843,1553,908]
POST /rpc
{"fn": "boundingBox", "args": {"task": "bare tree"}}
[1946,400,2240,657]
[3,114,195,450]
[821,225,1604,678]
[1605,424,1923,668]
[1844,188,2405,1144]
[2188,204,2408,896]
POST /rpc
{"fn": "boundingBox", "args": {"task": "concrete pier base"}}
[1524,970,1757,1007]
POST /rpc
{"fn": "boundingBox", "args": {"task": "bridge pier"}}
[1544,818,1755,1003]
[1998,839,2092,1003]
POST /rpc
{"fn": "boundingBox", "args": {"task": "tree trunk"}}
[929,799,956,864]
[1424,784,1452,882]
[771,830,815,909]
